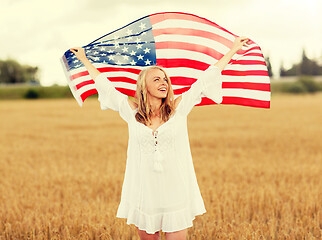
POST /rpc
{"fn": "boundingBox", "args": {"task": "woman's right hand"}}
[70,47,87,62]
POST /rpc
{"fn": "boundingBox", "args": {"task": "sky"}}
[1,0,321,86]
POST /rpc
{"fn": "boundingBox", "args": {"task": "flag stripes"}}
[61,12,270,108]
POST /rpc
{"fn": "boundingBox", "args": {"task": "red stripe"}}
[98,67,141,74]
[80,88,97,101]
[72,71,89,80]
[192,96,270,108]
[243,52,264,57]
[76,80,94,90]
[213,96,270,108]
[115,87,136,97]
[223,82,270,91]
[229,60,267,66]
[156,41,224,60]
[222,70,269,76]
[153,28,233,49]
[157,59,209,70]
[170,77,196,85]
[108,77,137,84]
[173,86,191,95]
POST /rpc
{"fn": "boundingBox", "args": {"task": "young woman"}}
[70,36,249,240]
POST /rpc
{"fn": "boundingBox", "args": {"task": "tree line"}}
[0,49,321,85]
[0,59,40,85]
[265,49,322,77]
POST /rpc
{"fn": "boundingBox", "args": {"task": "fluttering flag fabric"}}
[61,12,271,108]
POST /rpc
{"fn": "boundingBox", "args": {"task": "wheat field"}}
[0,93,321,239]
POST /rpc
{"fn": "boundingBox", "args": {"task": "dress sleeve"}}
[94,72,133,123]
[176,65,223,116]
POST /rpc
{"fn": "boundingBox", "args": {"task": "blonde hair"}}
[134,65,175,126]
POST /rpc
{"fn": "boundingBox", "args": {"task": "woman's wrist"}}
[228,48,238,55]
[80,57,90,64]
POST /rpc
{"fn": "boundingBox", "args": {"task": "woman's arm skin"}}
[70,47,101,81]
[214,36,250,71]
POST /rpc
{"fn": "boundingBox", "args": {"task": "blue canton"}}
[64,17,156,70]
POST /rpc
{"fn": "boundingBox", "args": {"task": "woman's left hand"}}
[231,36,250,52]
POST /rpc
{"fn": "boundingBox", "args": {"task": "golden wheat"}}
[0,93,321,239]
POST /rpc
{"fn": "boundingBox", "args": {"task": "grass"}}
[0,93,321,239]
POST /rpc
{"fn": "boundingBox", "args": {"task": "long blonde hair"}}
[134,65,175,126]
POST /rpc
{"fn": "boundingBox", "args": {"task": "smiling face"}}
[145,68,169,99]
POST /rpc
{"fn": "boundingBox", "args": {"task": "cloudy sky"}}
[1,0,321,86]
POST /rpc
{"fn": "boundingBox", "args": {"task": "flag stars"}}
[123,55,129,61]
[136,44,142,49]
[139,22,146,30]
[122,46,129,52]
[145,59,151,65]
[130,60,137,65]
[108,55,115,61]
[136,38,142,44]
[137,55,144,60]
[126,29,133,35]
[143,48,150,54]
[130,50,136,56]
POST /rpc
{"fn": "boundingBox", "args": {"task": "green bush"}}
[272,76,322,94]
[281,81,307,94]
[24,88,39,99]
[297,76,321,93]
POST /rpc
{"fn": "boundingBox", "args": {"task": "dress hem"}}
[116,204,207,234]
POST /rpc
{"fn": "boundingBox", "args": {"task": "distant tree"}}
[280,61,288,76]
[282,48,322,76]
[265,56,273,77]
[0,59,40,84]
[300,49,313,75]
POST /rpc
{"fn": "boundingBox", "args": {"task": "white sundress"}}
[94,65,223,234]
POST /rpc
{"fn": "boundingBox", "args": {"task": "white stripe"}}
[222,75,270,84]
[223,88,270,101]
[224,64,268,71]
[76,83,95,96]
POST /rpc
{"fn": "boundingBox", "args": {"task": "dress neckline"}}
[131,96,184,134]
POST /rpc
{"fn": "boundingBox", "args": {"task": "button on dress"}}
[94,65,223,234]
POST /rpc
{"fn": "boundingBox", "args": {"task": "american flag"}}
[61,12,270,108]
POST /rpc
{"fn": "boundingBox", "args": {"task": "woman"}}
[70,36,249,240]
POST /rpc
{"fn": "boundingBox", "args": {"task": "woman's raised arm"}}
[214,36,250,71]
[70,47,101,80]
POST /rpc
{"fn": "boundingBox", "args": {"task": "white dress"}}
[94,65,223,234]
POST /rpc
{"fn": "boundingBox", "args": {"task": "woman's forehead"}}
[147,68,166,78]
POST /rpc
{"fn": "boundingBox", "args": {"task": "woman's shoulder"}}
[174,95,182,110]
[127,98,138,110]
